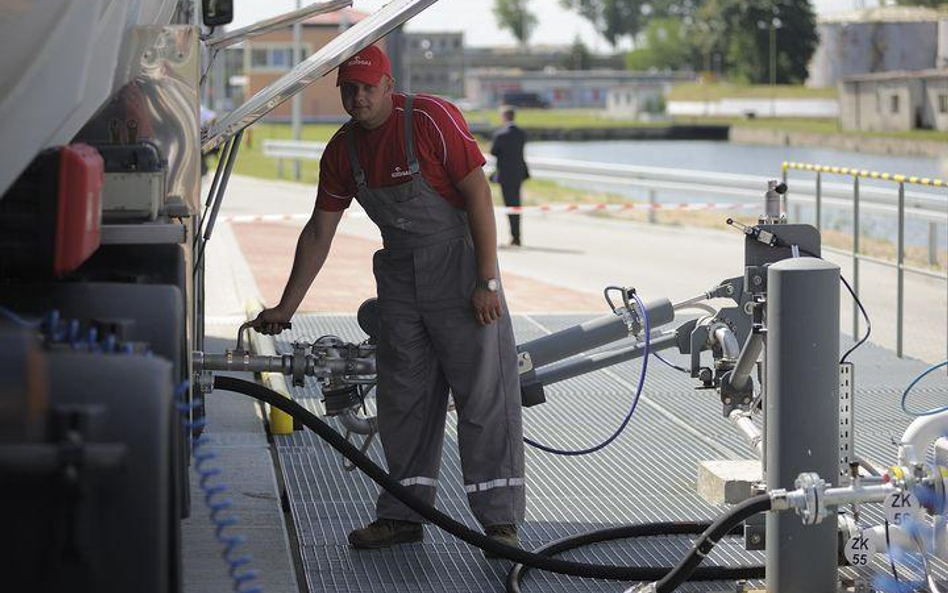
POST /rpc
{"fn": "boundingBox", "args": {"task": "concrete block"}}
[697,459,762,505]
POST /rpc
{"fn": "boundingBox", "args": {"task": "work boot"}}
[348,518,423,549]
[483,524,520,559]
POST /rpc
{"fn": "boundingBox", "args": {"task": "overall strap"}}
[403,95,421,176]
[344,121,366,189]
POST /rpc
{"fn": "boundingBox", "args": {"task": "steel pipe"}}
[531,331,679,387]
[206,0,352,50]
[339,408,377,435]
[728,410,762,456]
[730,332,764,392]
[712,325,741,361]
[518,299,673,372]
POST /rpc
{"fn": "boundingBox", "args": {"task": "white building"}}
[808,6,948,88]
[840,69,948,132]
[465,69,693,109]
[605,83,669,118]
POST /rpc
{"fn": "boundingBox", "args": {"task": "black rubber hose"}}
[215,376,766,583]
[653,494,772,593]
[505,523,754,593]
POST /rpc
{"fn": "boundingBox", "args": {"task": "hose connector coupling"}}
[766,474,828,523]
[771,472,899,525]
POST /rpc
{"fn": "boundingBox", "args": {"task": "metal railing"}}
[262,140,946,218]
[782,161,948,360]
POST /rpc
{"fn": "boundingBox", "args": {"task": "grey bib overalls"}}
[345,96,525,527]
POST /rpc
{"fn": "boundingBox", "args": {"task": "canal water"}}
[526,139,943,179]
[526,140,947,251]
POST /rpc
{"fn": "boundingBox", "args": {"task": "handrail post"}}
[782,164,789,216]
[815,171,822,231]
[853,175,860,340]
[648,189,657,224]
[929,221,938,267]
[897,181,905,358]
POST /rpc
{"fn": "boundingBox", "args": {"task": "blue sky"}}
[233,0,879,52]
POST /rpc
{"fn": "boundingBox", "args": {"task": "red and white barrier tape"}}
[220,202,758,223]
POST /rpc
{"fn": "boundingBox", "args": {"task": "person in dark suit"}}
[490,106,528,247]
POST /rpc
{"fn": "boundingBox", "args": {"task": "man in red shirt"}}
[253,46,525,553]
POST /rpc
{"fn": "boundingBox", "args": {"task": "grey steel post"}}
[898,182,905,358]
[781,165,789,216]
[765,258,840,593]
[929,221,938,267]
[815,171,822,230]
[291,0,303,181]
[647,189,657,224]
[853,175,860,339]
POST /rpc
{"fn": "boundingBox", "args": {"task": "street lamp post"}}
[758,13,782,118]
[291,0,302,180]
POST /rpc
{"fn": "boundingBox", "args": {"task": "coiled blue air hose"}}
[0,304,42,328]
[176,382,263,593]
[523,291,651,456]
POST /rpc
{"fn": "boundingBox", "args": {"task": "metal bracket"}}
[839,362,854,485]
[690,324,711,380]
[744,265,768,296]
[719,370,754,416]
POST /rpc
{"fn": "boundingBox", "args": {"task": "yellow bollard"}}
[245,299,294,435]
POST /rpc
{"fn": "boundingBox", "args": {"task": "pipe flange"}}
[795,472,829,525]
[290,342,308,387]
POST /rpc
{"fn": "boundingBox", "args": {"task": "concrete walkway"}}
[182,220,301,593]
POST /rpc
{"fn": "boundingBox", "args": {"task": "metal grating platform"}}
[272,313,948,593]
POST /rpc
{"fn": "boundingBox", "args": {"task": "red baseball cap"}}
[336,45,392,86]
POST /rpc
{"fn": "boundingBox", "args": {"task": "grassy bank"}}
[215,123,338,184]
[709,116,948,143]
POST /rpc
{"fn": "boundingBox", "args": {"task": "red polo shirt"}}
[315,93,486,212]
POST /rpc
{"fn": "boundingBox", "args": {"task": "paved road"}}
[217,174,947,364]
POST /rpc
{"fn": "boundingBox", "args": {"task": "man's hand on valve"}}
[252,306,293,335]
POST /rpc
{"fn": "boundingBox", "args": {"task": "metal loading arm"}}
[202,0,441,152]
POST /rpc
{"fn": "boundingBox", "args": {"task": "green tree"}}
[560,0,710,48]
[697,0,818,84]
[559,0,648,48]
[624,18,697,70]
[493,0,538,47]
[562,35,593,69]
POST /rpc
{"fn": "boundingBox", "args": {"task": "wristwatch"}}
[477,278,500,293]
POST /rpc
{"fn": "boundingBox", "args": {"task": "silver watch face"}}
[486,278,499,292]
